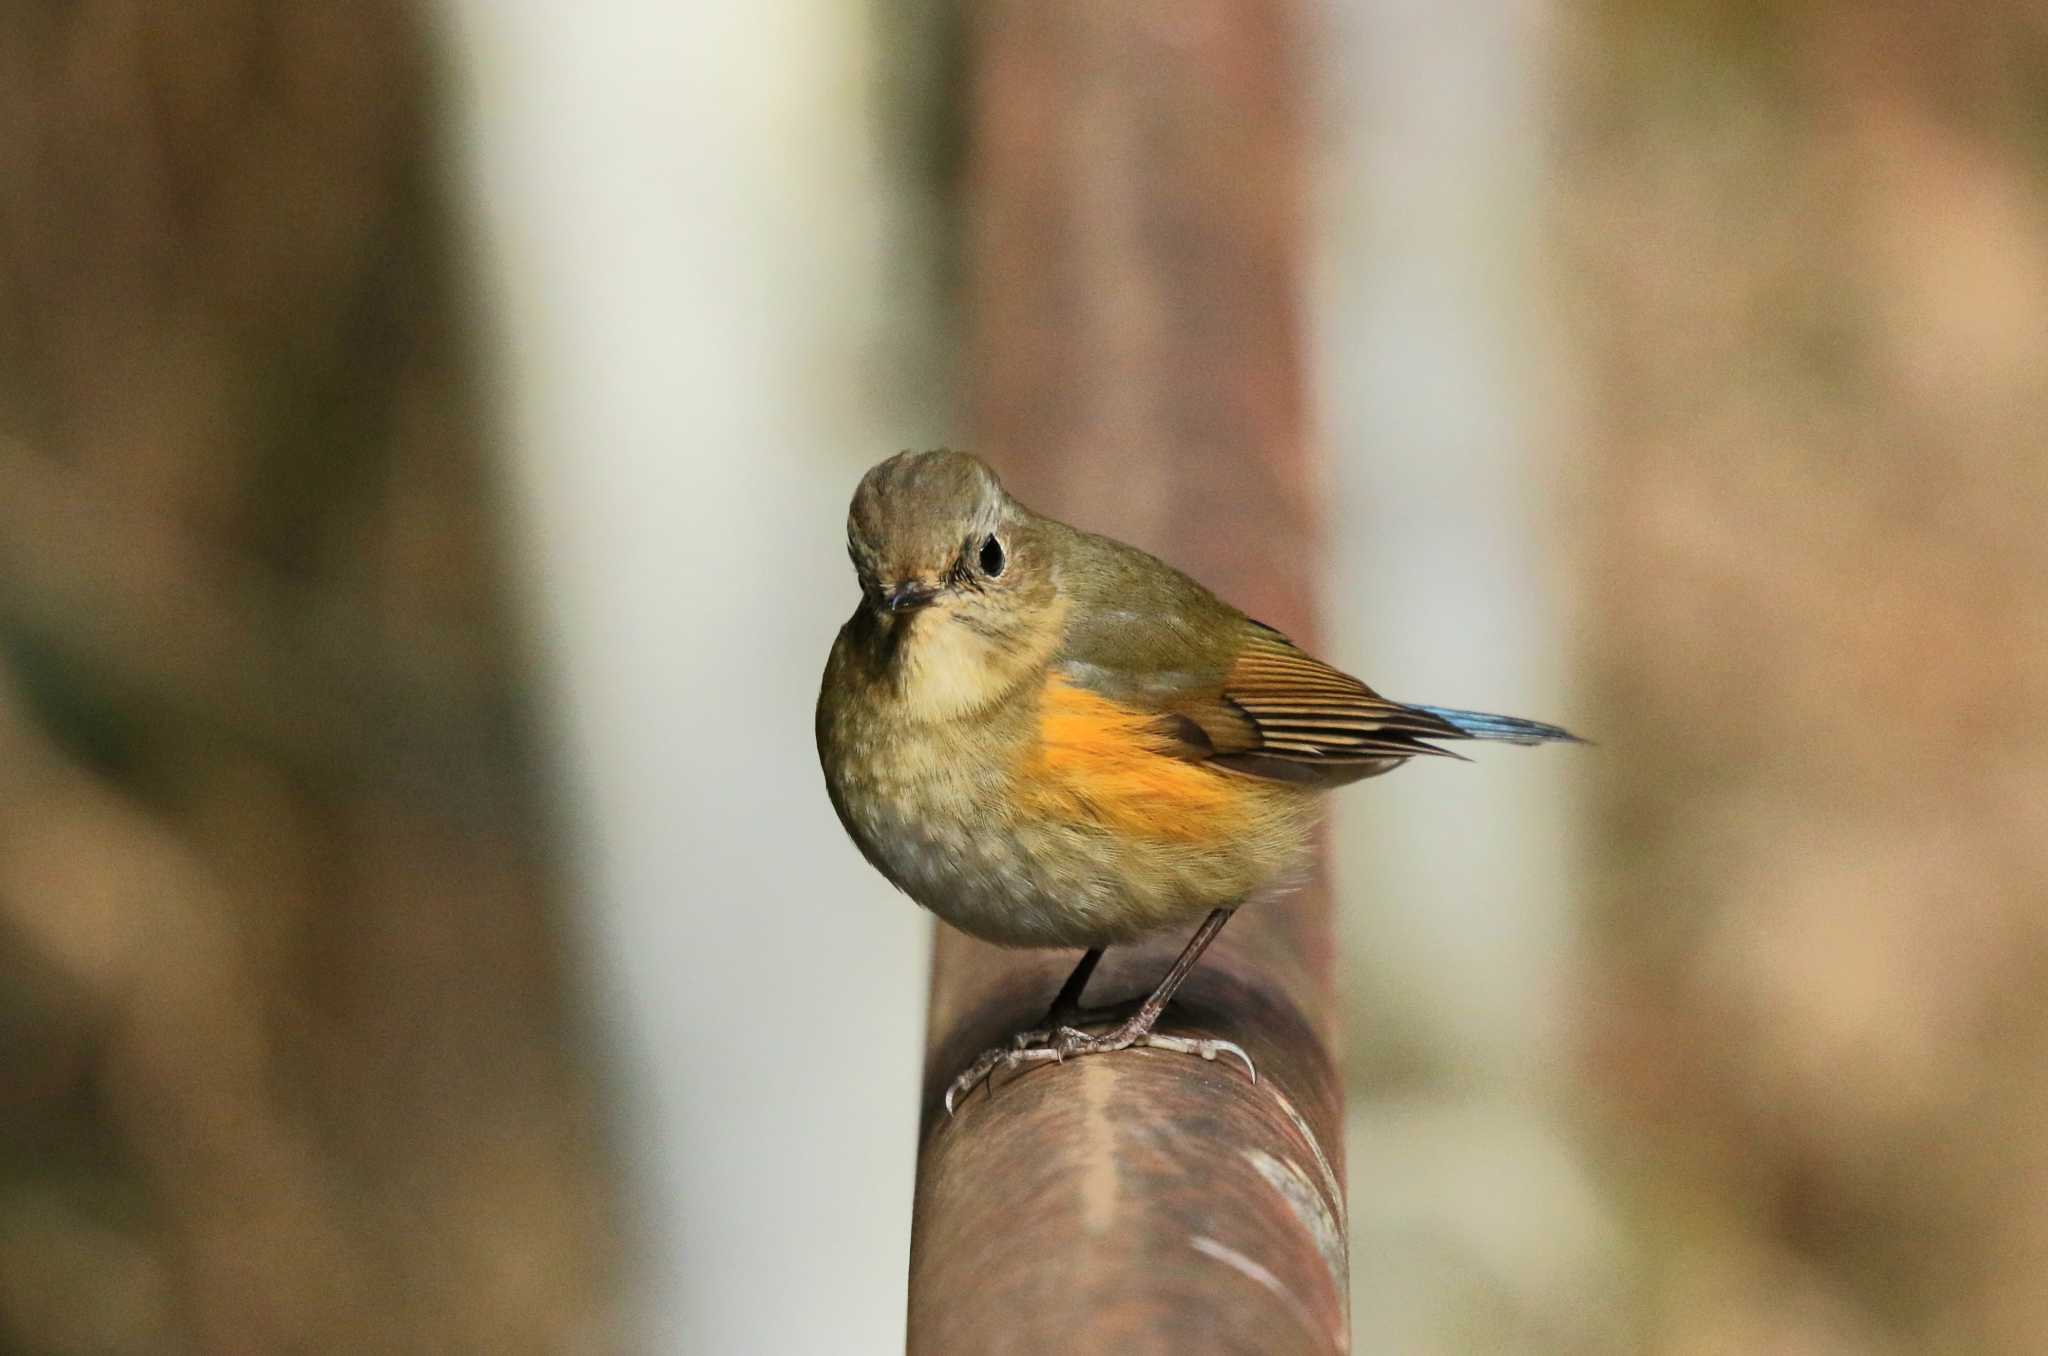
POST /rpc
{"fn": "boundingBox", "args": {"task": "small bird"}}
[816,450,1578,1112]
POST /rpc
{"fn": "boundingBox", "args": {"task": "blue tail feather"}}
[1412,705,1583,747]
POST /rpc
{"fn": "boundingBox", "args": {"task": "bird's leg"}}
[1050,908,1253,1072]
[944,909,1254,1115]
[1005,947,1108,1050]
[1040,946,1105,1028]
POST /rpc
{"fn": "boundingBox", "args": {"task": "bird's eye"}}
[978,534,1006,577]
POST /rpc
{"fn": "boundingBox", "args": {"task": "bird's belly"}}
[855,796,1253,949]
[822,690,1314,949]
[863,809,1128,949]
[826,725,1124,948]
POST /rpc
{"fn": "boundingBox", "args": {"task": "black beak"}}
[882,582,940,614]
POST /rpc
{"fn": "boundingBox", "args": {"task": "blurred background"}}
[3,2,2046,1353]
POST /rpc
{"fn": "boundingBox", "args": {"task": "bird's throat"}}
[888,597,1067,724]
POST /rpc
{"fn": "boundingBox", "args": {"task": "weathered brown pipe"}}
[909,3,1348,1351]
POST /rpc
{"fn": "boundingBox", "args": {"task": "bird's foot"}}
[943,1016,1256,1115]
[1001,1000,1131,1052]
[1045,1019,1257,1082]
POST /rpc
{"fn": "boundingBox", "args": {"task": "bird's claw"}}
[937,1032,1073,1114]
[1134,1032,1257,1082]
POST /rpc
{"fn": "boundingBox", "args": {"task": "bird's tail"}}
[1410,705,1583,747]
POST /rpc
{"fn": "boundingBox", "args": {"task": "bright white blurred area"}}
[434,2,1610,1351]
[435,3,935,1352]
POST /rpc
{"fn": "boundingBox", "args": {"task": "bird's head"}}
[845,450,1045,635]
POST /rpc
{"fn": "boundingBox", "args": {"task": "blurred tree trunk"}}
[0,5,615,1352]
[1561,4,2048,1351]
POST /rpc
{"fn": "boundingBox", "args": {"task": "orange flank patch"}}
[1016,676,1254,844]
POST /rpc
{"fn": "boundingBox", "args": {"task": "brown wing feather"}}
[1180,627,1467,787]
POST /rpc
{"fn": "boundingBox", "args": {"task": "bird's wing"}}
[1201,624,1468,783]
[1057,612,1466,788]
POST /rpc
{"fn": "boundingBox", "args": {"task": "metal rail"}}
[909,4,1349,1351]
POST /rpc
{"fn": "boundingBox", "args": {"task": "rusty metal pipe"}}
[909,3,1348,1350]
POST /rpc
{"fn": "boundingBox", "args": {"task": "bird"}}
[815,450,1579,1113]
